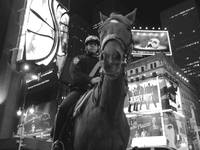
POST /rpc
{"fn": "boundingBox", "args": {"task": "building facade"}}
[124,53,200,150]
[0,0,70,139]
[160,0,200,94]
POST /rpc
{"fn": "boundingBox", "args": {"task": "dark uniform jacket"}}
[69,53,99,92]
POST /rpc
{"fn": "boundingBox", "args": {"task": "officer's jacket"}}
[69,53,99,91]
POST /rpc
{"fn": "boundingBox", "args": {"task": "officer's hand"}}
[90,77,101,84]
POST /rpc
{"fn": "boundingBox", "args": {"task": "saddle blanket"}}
[73,89,93,117]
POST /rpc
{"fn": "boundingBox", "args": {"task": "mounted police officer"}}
[52,35,101,150]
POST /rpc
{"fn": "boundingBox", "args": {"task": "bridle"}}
[98,15,133,63]
[97,16,133,78]
[101,34,128,54]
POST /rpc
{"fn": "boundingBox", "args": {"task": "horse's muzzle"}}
[100,49,123,77]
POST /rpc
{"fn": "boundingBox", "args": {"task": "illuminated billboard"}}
[128,113,163,137]
[125,78,162,113]
[163,111,188,149]
[124,77,187,149]
[131,30,172,56]
[17,0,69,65]
[17,101,56,139]
[127,113,165,147]
[159,79,182,113]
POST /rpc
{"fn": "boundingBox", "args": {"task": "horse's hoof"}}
[51,140,64,150]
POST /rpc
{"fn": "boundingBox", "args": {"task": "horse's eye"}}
[112,50,121,60]
[100,52,104,60]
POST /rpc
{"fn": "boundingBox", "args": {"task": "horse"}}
[70,9,137,150]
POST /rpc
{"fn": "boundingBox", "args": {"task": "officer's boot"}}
[51,140,65,150]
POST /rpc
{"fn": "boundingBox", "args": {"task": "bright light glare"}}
[160,33,165,37]
[31,74,38,80]
[23,64,30,71]
[0,78,9,104]
[29,107,34,114]
[131,136,166,147]
[17,109,22,116]
[180,142,187,147]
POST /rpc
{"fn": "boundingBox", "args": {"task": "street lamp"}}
[29,106,34,114]
[16,107,27,150]
[16,71,28,150]
[23,63,30,71]
[17,109,22,116]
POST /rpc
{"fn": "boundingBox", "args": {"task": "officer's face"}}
[86,42,99,53]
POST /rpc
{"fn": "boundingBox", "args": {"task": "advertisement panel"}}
[159,78,182,113]
[163,112,188,150]
[17,101,57,139]
[126,78,161,113]
[124,77,187,149]
[127,113,165,147]
[131,30,172,56]
[17,0,69,65]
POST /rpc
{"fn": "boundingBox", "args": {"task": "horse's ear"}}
[99,12,108,22]
[125,8,137,25]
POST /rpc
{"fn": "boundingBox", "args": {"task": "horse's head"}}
[98,9,137,78]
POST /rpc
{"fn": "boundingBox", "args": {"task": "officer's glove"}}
[90,76,101,85]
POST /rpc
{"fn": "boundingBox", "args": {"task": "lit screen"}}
[17,0,69,65]
[159,79,182,112]
[17,101,56,139]
[131,30,172,56]
[163,111,187,149]
[128,113,163,137]
[125,78,162,113]
[127,113,165,148]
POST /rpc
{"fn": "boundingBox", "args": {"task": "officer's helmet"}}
[85,35,100,46]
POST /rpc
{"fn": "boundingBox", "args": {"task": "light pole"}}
[17,74,28,150]
[16,66,39,150]
[17,105,35,150]
[17,108,26,150]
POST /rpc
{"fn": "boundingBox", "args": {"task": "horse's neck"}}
[99,74,126,121]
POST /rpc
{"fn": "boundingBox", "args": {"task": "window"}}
[154,62,157,68]
[130,70,133,74]
[150,64,153,69]
[141,75,145,80]
[152,72,157,77]
[135,68,138,74]
[141,66,144,72]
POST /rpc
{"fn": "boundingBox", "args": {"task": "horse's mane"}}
[98,12,133,37]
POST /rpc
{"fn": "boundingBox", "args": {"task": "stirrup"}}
[52,140,65,150]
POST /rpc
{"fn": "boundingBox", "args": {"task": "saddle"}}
[55,90,93,150]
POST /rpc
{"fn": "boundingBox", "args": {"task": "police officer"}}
[52,35,101,150]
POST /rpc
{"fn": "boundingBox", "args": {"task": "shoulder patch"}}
[73,57,80,64]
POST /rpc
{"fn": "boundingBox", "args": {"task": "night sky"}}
[66,0,185,27]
